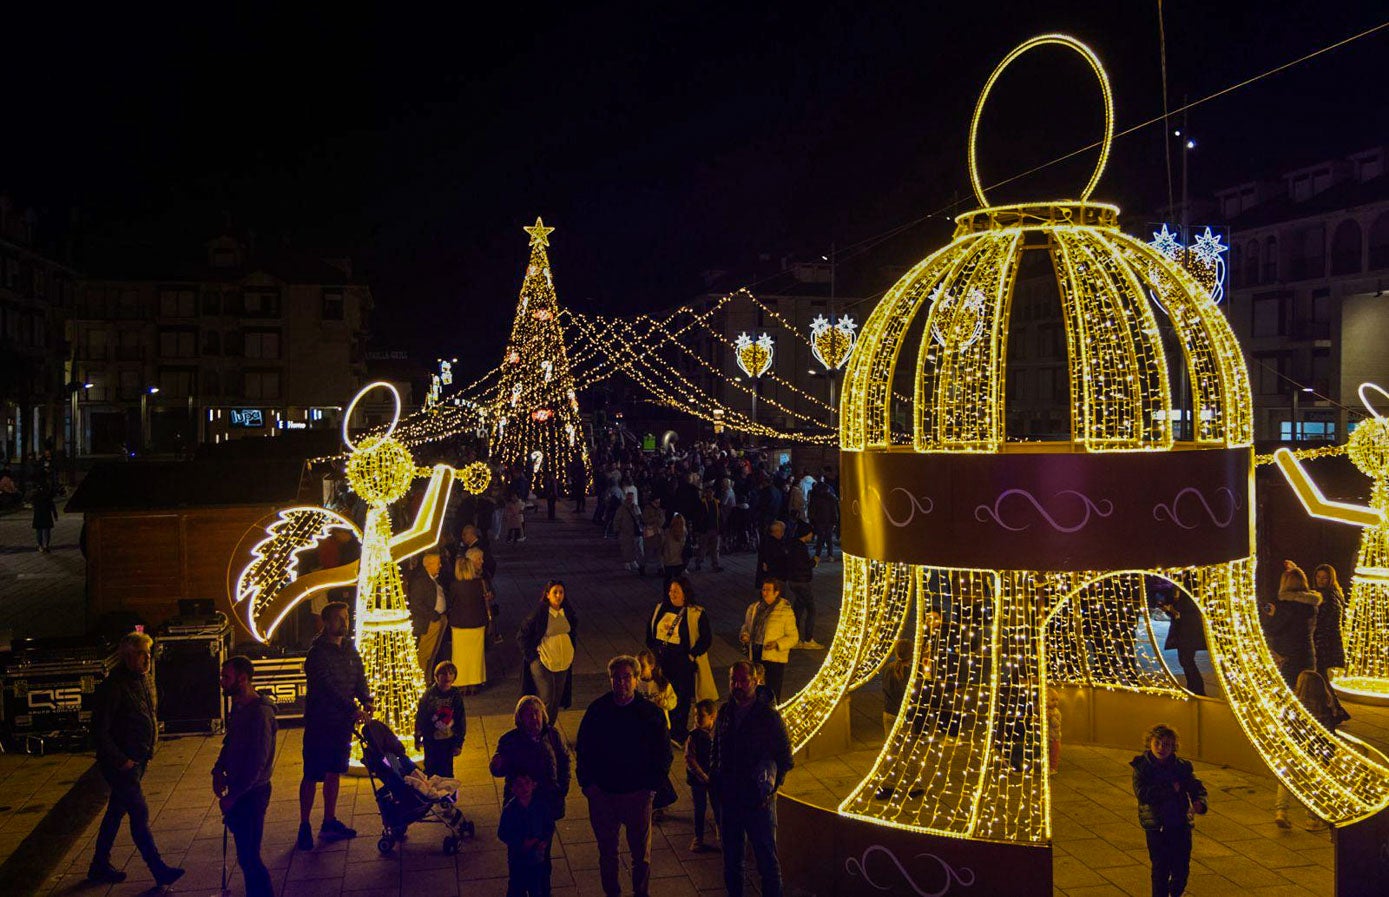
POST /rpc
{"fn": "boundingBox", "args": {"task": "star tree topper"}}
[523,216,555,248]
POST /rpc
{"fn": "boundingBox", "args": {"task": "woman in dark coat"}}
[32,486,58,552]
[518,581,578,726]
[490,695,570,817]
[645,575,712,743]
[1158,590,1207,696]
[1264,561,1322,689]
[1312,563,1346,676]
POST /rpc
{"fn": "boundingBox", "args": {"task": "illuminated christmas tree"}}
[491,217,590,491]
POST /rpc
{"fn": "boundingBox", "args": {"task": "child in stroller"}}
[357,719,476,855]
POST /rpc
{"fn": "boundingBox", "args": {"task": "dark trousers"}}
[787,579,815,642]
[226,784,274,897]
[752,646,786,704]
[658,651,695,743]
[506,856,552,897]
[1177,647,1205,696]
[1145,826,1192,897]
[35,527,52,549]
[812,531,833,557]
[720,797,782,897]
[423,740,455,778]
[691,784,719,842]
[94,762,166,874]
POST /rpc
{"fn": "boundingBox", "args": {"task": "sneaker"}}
[153,867,185,887]
[321,818,357,841]
[88,864,127,884]
[517,536,527,543]
[1274,810,1291,829]
[297,821,315,849]
[689,838,711,853]
[801,639,826,650]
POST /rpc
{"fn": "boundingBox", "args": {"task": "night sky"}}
[6,3,1386,379]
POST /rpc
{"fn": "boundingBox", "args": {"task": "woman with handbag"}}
[448,548,491,695]
[519,580,579,727]
[646,575,714,743]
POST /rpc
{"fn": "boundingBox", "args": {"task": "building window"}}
[159,289,197,317]
[84,328,109,361]
[203,330,221,355]
[1330,219,1363,275]
[203,370,220,398]
[119,369,141,401]
[158,368,196,398]
[243,370,281,400]
[242,289,281,318]
[322,289,344,320]
[1252,352,1289,396]
[1370,213,1389,270]
[1241,241,1260,287]
[1251,293,1285,338]
[202,290,221,316]
[243,329,281,359]
[158,329,197,358]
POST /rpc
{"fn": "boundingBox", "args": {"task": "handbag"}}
[695,652,719,702]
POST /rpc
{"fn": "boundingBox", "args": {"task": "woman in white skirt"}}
[447,547,491,694]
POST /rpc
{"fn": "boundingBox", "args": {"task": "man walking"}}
[298,602,373,850]
[88,632,184,886]
[711,661,794,897]
[213,656,278,897]
[785,525,822,649]
[575,655,673,897]
[808,478,839,560]
[755,520,789,589]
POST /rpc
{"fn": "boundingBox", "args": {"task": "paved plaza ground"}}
[2,498,1387,895]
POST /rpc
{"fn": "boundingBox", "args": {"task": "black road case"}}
[0,635,118,754]
[237,644,309,721]
[155,613,232,735]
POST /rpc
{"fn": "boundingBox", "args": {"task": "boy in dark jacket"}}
[498,773,555,897]
[1131,724,1207,897]
[415,660,467,777]
[684,699,720,852]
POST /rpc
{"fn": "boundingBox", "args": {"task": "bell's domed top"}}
[839,34,1252,455]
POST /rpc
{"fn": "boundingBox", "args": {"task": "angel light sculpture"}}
[231,381,492,747]
[1276,382,1389,702]
[776,34,1389,857]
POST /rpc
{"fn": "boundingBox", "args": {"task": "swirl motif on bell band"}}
[974,489,1114,533]
[853,487,936,528]
[1152,486,1241,530]
[844,844,977,896]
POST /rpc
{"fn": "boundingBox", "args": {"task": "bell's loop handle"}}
[968,33,1114,208]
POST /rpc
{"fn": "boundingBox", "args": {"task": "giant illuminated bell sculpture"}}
[778,34,1389,844]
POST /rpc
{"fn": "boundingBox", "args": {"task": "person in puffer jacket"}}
[1131,724,1207,897]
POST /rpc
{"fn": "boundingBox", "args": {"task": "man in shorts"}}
[298,602,373,850]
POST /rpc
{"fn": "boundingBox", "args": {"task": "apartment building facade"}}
[1218,147,1389,443]
[69,235,372,455]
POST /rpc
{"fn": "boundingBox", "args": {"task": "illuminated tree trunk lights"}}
[777,33,1389,847]
[491,217,591,492]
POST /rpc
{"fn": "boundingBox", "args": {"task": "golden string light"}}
[778,32,1389,847]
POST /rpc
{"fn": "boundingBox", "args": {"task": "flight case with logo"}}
[239,646,309,721]
[0,635,118,754]
[156,612,233,735]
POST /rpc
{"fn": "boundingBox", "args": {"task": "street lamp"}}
[141,386,159,454]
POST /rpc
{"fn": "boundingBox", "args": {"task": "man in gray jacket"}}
[213,656,278,897]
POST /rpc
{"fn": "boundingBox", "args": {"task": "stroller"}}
[356,719,476,855]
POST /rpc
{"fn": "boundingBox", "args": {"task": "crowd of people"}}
[80,436,1362,897]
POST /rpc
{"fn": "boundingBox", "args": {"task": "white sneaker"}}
[801,639,826,650]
